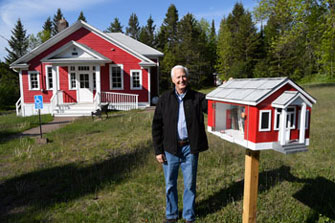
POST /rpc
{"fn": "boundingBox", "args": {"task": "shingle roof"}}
[106,33,163,57]
[206,77,316,106]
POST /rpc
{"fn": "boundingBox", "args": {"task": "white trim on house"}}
[68,67,77,90]
[45,65,53,90]
[109,64,124,90]
[274,106,297,131]
[130,69,142,90]
[259,110,272,132]
[19,70,24,104]
[10,21,160,69]
[148,67,151,105]
[206,78,316,107]
[28,71,40,90]
[41,41,112,64]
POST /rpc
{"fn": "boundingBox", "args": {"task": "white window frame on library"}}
[298,109,310,130]
[274,108,280,131]
[45,65,53,90]
[259,109,272,132]
[274,107,296,130]
[130,69,142,90]
[28,71,40,90]
[68,66,77,90]
[109,64,124,90]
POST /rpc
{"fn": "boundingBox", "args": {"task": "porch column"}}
[279,108,287,145]
[52,65,58,96]
[52,65,59,106]
[299,103,307,143]
[96,65,101,103]
[148,67,151,105]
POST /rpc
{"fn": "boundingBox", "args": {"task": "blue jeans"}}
[163,145,199,221]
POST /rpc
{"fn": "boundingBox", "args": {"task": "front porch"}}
[50,91,139,117]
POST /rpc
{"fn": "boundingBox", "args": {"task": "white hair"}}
[171,65,189,79]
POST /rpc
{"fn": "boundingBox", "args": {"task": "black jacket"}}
[152,88,208,155]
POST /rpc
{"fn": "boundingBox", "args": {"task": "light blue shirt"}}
[176,90,188,140]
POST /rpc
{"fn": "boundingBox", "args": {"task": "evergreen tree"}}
[138,16,156,47]
[157,4,179,50]
[216,3,259,79]
[77,11,87,22]
[177,13,209,87]
[43,17,52,33]
[5,18,29,64]
[216,18,233,79]
[0,62,19,108]
[52,8,64,35]
[126,13,140,39]
[105,18,123,33]
[39,17,52,43]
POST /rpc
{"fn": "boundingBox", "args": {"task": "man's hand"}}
[156,154,166,164]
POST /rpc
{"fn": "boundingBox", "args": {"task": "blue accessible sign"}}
[34,95,43,109]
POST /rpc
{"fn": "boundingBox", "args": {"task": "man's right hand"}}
[156,154,166,164]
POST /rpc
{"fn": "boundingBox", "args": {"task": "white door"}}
[277,108,295,144]
[78,73,93,103]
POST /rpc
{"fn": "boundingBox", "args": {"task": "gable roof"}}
[10,20,163,69]
[106,33,163,57]
[40,40,112,64]
[271,91,313,108]
[206,77,316,106]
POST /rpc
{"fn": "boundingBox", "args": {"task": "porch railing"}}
[101,92,138,111]
[16,97,22,116]
[50,90,64,115]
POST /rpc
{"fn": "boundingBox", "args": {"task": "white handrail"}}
[50,90,64,115]
[101,91,139,111]
[15,97,22,116]
[50,92,58,115]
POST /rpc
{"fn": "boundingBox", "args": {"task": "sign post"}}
[242,149,260,223]
[34,95,43,138]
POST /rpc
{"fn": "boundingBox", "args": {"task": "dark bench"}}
[91,103,109,119]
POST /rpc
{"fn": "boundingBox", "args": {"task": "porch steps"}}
[54,103,96,117]
[274,142,307,154]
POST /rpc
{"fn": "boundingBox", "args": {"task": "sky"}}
[0,0,258,62]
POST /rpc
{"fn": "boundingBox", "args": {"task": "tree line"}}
[1,1,334,108]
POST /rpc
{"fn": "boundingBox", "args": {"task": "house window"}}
[110,64,123,90]
[70,73,76,89]
[259,110,271,132]
[28,71,40,90]
[46,66,53,90]
[78,66,89,71]
[130,70,142,90]
[274,107,296,130]
[93,72,96,89]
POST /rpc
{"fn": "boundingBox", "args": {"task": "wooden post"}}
[242,149,260,223]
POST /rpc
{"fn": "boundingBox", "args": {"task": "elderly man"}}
[152,65,208,223]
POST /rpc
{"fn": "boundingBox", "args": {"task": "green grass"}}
[0,113,53,142]
[0,86,334,222]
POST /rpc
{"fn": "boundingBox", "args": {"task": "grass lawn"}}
[0,86,334,223]
[0,113,53,143]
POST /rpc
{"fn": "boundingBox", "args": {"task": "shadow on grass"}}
[0,131,21,144]
[0,142,152,221]
[196,166,335,221]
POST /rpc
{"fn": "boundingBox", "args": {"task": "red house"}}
[10,20,163,116]
[206,77,316,154]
